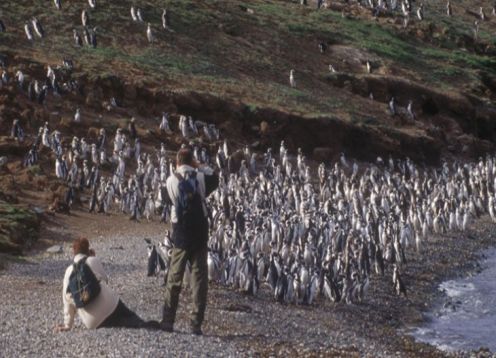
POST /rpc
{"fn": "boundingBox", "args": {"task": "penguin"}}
[24,23,34,41]
[32,17,45,38]
[146,23,154,43]
[130,6,138,21]
[389,96,397,116]
[162,9,172,31]
[366,60,372,74]
[90,27,97,48]
[416,4,424,21]
[10,119,24,142]
[446,1,452,16]
[83,27,91,46]
[128,117,137,139]
[473,20,479,40]
[88,0,96,9]
[74,108,81,123]
[289,69,296,88]
[73,29,83,47]
[137,8,144,22]
[0,19,5,33]
[145,239,166,277]
[318,42,327,54]
[329,64,337,73]
[54,0,61,10]
[407,100,416,120]
[15,70,24,88]
[479,7,486,21]
[82,10,90,27]
[393,265,407,297]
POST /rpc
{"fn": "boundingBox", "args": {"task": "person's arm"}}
[55,267,76,332]
[198,166,219,197]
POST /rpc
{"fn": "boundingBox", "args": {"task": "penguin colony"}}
[1,1,496,306]
[6,58,496,304]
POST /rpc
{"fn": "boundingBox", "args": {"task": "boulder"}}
[46,245,63,254]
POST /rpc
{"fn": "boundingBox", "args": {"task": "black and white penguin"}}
[389,96,397,116]
[73,29,83,47]
[289,69,296,88]
[32,17,45,38]
[146,23,154,43]
[90,27,97,48]
[81,9,89,27]
[24,22,34,41]
[446,1,452,16]
[88,0,96,9]
[479,7,486,21]
[407,100,416,120]
[162,9,172,31]
[145,239,166,277]
[318,42,327,54]
[54,0,61,10]
[130,6,138,21]
[416,3,424,21]
[10,119,24,142]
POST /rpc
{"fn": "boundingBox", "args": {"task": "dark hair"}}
[72,238,90,256]
[176,147,194,166]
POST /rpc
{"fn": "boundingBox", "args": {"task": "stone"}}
[46,245,63,254]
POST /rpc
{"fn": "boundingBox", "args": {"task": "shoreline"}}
[1,210,495,357]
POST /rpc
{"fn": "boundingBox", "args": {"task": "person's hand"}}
[53,324,70,333]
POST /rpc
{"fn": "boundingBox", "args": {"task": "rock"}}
[260,121,270,135]
[46,245,63,254]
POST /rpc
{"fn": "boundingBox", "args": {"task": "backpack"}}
[175,171,204,225]
[67,257,101,308]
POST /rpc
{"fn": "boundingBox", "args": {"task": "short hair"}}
[176,147,194,166]
[72,238,90,256]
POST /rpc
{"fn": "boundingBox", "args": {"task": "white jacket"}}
[62,254,119,329]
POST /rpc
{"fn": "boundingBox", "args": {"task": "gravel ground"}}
[1,211,495,357]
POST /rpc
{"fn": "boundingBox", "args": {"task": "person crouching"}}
[54,238,159,331]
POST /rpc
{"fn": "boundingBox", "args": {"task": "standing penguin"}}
[74,108,81,123]
[407,100,416,120]
[416,4,424,21]
[162,9,172,31]
[146,23,154,43]
[446,1,452,16]
[131,7,138,21]
[54,0,61,10]
[388,97,397,116]
[81,9,89,27]
[73,29,83,47]
[88,0,96,9]
[25,23,34,41]
[32,17,45,38]
[289,69,296,88]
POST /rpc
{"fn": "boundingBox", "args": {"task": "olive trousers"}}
[162,245,208,329]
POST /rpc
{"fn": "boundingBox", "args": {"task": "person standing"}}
[161,147,219,335]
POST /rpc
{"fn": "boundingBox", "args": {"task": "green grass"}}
[0,0,494,120]
[0,201,40,254]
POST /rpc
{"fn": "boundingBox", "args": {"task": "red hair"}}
[72,238,90,256]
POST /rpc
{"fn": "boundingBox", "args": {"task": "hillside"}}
[0,0,495,163]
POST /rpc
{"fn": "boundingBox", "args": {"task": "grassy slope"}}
[0,0,494,122]
[0,200,40,255]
